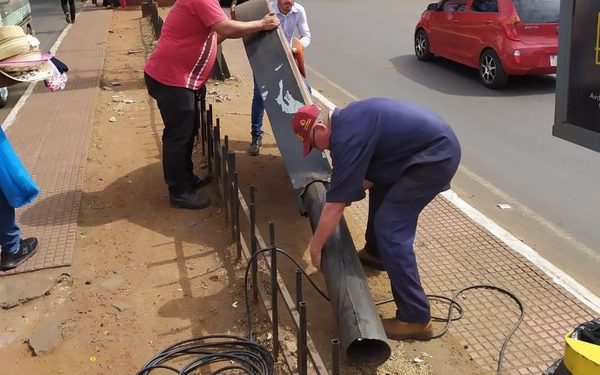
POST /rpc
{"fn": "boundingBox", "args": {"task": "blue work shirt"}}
[326,98,461,203]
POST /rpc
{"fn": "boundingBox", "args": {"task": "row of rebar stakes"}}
[200,95,341,375]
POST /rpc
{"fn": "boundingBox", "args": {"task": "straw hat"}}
[0,26,26,42]
[0,51,52,72]
[0,60,54,87]
[0,27,49,87]
[0,34,40,61]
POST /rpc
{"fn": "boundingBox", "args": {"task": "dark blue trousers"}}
[250,78,265,139]
[369,161,459,323]
[0,190,20,255]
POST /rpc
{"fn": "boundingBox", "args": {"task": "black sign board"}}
[553,0,600,152]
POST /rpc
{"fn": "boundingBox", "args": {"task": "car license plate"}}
[550,55,557,67]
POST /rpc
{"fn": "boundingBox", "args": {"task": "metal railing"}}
[199,97,341,375]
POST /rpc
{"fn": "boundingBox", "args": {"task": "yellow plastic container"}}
[564,332,600,375]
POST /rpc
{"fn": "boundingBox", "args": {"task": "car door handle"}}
[453,19,459,23]
[485,20,492,24]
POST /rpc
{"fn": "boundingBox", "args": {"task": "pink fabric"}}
[144,0,226,90]
[44,60,68,91]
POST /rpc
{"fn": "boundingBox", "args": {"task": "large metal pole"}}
[302,182,391,365]
[234,0,391,365]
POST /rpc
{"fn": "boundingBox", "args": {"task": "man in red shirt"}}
[144,0,279,209]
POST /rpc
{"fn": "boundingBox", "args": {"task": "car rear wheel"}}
[414,29,434,61]
[479,49,507,88]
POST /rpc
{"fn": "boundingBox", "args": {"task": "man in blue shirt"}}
[247,0,311,156]
[292,98,461,340]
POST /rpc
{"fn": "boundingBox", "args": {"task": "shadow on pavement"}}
[19,162,223,248]
[19,161,247,339]
[390,54,556,97]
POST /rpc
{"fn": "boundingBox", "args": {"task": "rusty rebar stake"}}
[269,222,279,360]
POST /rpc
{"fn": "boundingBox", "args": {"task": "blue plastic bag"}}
[0,127,39,208]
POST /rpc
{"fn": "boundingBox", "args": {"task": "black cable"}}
[243,247,330,339]
[241,247,523,375]
[376,294,465,322]
[138,243,524,375]
[376,284,525,375]
[136,246,327,375]
[135,335,274,375]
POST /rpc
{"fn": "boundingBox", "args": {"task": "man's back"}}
[329,98,461,187]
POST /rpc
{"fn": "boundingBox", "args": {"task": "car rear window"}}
[513,0,560,23]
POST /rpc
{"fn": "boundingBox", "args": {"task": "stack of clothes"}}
[0,26,68,91]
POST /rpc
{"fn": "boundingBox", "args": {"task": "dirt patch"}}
[0,7,488,375]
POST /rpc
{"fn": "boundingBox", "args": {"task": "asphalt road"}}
[300,0,600,294]
[0,0,84,122]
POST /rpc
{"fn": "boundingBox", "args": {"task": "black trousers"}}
[61,0,75,22]
[144,73,199,195]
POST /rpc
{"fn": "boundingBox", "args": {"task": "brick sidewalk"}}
[222,37,600,374]
[1,5,113,274]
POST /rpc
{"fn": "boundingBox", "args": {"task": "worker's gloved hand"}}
[291,47,297,54]
[261,13,280,31]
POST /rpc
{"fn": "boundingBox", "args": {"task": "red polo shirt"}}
[144,0,226,90]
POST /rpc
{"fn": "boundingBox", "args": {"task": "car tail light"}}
[513,50,521,64]
[503,16,521,41]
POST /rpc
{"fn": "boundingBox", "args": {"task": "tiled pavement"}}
[1,6,112,274]
[221,38,600,374]
[2,3,599,373]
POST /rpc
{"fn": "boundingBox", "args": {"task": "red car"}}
[414,0,559,88]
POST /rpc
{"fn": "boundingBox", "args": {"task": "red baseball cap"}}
[292,104,320,157]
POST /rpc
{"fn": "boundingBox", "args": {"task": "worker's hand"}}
[291,47,297,54]
[306,243,322,270]
[261,13,280,31]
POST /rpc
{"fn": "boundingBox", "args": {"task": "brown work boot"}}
[382,318,433,341]
[357,248,385,271]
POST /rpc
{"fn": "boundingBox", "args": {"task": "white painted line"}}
[1,83,37,131]
[442,189,600,313]
[459,165,600,262]
[307,64,360,104]
[1,13,74,131]
[310,72,600,314]
[50,21,73,55]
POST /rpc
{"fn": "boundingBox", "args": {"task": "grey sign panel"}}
[235,0,331,201]
[553,0,600,152]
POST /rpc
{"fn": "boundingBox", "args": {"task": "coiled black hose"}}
[135,335,274,375]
